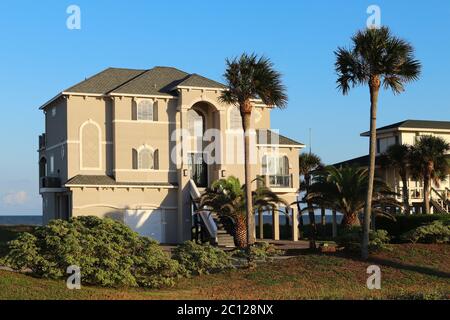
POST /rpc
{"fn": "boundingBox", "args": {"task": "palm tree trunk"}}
[242,111,255,246]
[297,201,303,239]
[307,201,316,249]
[423,175,431,214]
[401,173,410,215]
[332,209,337,238]
[234,216,248,249]
[362,77,380,260]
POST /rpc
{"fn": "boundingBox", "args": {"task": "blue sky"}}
[0,0,449,215]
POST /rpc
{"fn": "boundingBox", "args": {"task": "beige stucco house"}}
[335,120,450,214]
[38,66,304,245]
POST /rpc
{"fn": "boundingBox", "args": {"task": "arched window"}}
[187,109,204,138]
[137,100,154,121]
[133,147,158,170]
[229,106,242,130]
[138,148,154,169]
[80,120,101,169]
[262,155,289,176]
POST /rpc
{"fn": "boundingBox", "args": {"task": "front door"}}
[188,152,207,187]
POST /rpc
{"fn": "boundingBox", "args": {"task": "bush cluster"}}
[401,220,450,244]
[376,214,450,241]
[232,241,284,261]
[336,227,391,252]
[172,241,232,275]
[4,217,180,288]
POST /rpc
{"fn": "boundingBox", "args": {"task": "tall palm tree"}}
[198,176,288,249]
[335,27,421,259]
[381,144,412,214]
[307,166,399,228]
[298,153,323,248]
[409,136,450,214]
[220,53,288,247]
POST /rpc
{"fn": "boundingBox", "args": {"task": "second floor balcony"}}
[257,174,293,189]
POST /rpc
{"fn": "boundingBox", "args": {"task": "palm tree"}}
[307,166,399,228]
[381,144,412,214]
[198,176,288,249]
[220,53,288,247]
[335,27,421,259]
[409,136,450,214]
[298,153,323,248]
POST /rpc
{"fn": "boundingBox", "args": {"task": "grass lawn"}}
[0,240,448,300]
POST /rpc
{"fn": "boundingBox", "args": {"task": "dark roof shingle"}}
[64,68,146,94]
[65,175,177,187]
[256,129,304,146]
[361,120,450,136]
[175,73,225,89]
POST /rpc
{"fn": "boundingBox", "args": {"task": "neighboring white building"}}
[335,120,450,214]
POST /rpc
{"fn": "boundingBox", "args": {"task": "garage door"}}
[124,209,165,243]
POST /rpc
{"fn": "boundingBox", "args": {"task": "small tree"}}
[307,166,399,228]
[409,136,450,214]
[381,144,412,214]
[297,153,323,248]
[198,176,288,249]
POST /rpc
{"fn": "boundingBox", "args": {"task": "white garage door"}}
[125,209,165,243]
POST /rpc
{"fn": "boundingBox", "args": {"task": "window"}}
[376,138,381,154]
[229,106,242,130]
[262,155,289,176]
[137,100,154,121]
[134,147,158,170]
[50,155,54,174]
[187,109,204,138]
[51,107,56,117]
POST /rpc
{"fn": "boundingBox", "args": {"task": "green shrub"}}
[172,241,232,275]
[233,241,284,261]
[376,215,450,241]
[3,216,181,288]
[336,227,391,252]
[401,220,450,244]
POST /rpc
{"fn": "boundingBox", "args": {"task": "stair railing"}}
[189,179,218,243]
[431,188,449,213]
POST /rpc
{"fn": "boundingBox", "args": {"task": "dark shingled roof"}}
[110,66,191,96]
[333,154,450,168]
[65,175,177,187]
[256,129,304,146]
[333,155,371,167]
[175,73,226,89]
[62,66,226,97]
[64,68,146,94]
[361,120,450,136]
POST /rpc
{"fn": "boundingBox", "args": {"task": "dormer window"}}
[137,100,154,121]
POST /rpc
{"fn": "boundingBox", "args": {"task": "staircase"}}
[431,188,449,214]
[189,180,235,248]
[211,213,235,248]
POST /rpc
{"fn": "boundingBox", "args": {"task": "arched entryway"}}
[186,101,220,187]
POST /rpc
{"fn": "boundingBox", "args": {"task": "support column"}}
[258,208,264,239]
[272,206,280,240]
[291,206,299,241]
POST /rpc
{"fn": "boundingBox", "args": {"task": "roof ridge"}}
[105,68,150,94]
